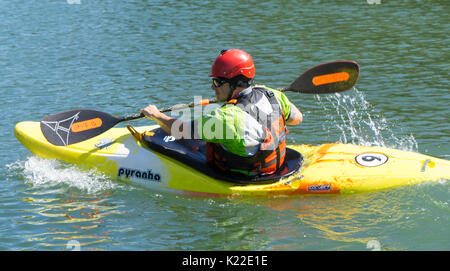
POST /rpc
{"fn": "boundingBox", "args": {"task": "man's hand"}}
[140,105,163,120]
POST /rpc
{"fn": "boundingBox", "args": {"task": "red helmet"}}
[209,49,255,79]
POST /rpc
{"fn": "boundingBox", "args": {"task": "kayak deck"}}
[14,121,450,196]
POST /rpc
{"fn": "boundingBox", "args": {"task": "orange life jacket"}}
[206,87,288,176]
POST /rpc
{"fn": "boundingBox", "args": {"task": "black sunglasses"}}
[212,78,228,88]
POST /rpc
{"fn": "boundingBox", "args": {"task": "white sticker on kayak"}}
[355,153,388,167]
[163,135,176,142]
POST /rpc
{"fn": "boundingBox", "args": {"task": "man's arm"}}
[286,102,302,126]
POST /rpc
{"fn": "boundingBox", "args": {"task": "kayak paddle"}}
[40,60,359,146]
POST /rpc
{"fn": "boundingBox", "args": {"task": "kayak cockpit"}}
[137,127,303,184]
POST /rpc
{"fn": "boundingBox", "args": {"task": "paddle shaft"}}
[119,97,219,122]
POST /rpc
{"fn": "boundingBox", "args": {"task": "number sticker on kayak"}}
[355,153,388,167]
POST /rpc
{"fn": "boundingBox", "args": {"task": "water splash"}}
[315,88,418,151]
[6,156,127,194]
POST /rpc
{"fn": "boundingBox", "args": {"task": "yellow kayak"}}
[14,121,450,196]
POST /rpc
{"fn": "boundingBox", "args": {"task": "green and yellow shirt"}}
[195,86,292,157]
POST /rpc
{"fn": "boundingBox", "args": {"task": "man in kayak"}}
[141,49,302,177]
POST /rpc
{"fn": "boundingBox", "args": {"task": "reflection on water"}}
[261,183,449,250]
[18,190,123,250]
[147,190,422,250]
[139,195,272,250]
[6,156,129,250]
